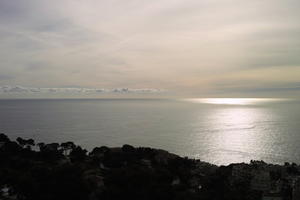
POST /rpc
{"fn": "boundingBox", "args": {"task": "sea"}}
[0,98,300,166]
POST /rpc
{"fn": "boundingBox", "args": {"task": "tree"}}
[16,137,35,149]
[0,133,10,143]
[60,142,76,156]
[27,139,35,146]
[70,146,87,162]
[37,142,45,151]
[46,143,60,151]
[16,137,27,147]
[1,141,22,153]
[89,146,110,157]
[122,144,135,153]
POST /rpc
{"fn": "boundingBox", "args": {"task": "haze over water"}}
[1,98,299,165]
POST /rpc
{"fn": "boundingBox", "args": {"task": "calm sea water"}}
[0,98,300,165]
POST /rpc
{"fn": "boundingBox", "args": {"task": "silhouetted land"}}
[1,133,300,200]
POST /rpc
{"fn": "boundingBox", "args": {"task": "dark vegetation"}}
[0,133,299,200]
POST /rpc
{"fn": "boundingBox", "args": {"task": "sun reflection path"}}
[187,98,277,165]
[185,98,285,105]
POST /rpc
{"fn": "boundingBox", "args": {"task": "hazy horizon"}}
[0,0,300,98]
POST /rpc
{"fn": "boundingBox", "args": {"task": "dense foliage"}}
[0,133,298,200]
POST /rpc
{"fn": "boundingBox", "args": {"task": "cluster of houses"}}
[230,161,300,200]
[3,132,300,200]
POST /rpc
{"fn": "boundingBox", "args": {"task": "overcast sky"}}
[0,0,299,98]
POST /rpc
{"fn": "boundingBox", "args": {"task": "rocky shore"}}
[1,133,300,200]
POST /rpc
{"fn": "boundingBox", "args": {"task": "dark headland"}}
[1,133,300,200]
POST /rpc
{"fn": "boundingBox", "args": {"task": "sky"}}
[0,0,299,98]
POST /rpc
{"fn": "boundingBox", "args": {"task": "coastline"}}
[1,133,300,200]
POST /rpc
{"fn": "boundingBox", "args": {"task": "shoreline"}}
[1,133,300,200]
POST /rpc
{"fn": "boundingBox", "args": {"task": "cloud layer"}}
[0,0,299,97]
[0,86,163,94]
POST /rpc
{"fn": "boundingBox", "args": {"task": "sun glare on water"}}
[185,98,284,105]
[183,97,290,164]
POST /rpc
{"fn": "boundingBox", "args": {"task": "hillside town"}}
[1,133,300,200]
